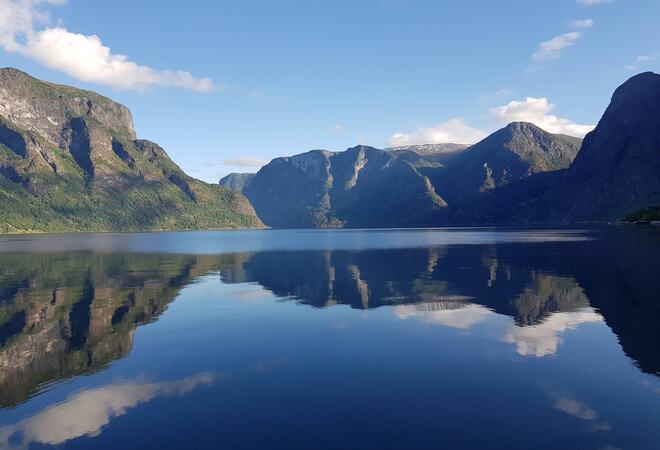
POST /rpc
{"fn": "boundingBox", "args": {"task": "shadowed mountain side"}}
[0,68,262,232]
[460,72,660,223]
[223,123,582,228]
[424,122,581,205]
[242,146,448,228]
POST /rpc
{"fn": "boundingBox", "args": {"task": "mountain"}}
[224,123,581,228]
[0,68,263,233]
[464,72,660,223]
[386,143,469,163]
[558,71,660,220]
[427,122,581,204]
[219,172,255,192]
[241,145,448,228]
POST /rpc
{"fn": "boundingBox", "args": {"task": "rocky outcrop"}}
[0,68,263,232]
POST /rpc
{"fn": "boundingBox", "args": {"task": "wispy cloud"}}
[0,0,216,91]
[569,19,594,29]
[625,54,657,71]
[528,18,595,71]
[532,31,583,62]
[387,118,487,146]
[492,97,595,137]
[221,157,270,168]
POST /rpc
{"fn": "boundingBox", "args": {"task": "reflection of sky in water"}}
[394,302,603,356]
[0,374,215,449]
[504,309,603,357]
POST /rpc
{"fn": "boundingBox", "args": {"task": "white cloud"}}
[222,157,270,167]
[388,118,487,146]
[532,31,583,62]
[625,54,656,71]
[569,19,594,29]
[577,0,613,4]
[0,0,216,92]
[0,373,215,449]
[492,97,595,137]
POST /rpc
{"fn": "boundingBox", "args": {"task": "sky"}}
[0,0,658,182]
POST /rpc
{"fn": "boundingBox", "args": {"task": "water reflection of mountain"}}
[0,228,657,409]
[225,228,659,374]
[0,253,233,408]
[233,247,592,325]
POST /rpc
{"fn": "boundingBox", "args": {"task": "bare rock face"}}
[0,67,136,145]
[0,68,263,232]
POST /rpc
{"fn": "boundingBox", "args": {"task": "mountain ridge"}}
[225,122,583,228]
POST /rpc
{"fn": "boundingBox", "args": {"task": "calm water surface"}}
[0,228,658,449]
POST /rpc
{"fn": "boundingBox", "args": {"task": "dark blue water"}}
[0,228,658,449]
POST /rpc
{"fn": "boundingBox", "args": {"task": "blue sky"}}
[1,0,658,182]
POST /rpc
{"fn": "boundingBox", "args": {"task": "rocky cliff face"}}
[0,68,263,232]
[561,72,660,220]
[241,145,448,228]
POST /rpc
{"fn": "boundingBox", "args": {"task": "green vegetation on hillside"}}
[0,68,263,233]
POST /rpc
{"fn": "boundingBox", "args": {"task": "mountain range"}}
[0,68,263,233]
[0,67,658,232]
[222,72,659,228]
